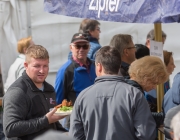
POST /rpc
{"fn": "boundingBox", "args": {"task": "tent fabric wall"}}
[0,0,29,84]
[0,0,180,89]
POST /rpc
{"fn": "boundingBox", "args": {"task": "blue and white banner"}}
[44,0,180,23]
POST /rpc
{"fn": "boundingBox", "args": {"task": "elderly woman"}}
[127,56,168,93]
[126,56,169,128]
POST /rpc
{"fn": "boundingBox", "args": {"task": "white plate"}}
[55,110,72,116]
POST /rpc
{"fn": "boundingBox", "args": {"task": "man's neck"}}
[34,83,43,89]
[121,58,130,65]
[73,57,87,65]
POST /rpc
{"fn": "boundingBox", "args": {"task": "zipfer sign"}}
[44,0,180,23]
[89,0,120,18]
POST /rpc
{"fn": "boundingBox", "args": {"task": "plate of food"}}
[55,99,73,116]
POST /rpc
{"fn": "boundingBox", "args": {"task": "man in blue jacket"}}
[55,33,96,130]
[68,19,101,60]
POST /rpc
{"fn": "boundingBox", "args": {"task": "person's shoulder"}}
[7,77,27,92]
[75,85,94,102]
[166,105,180,118]
[4,77,28,100]
[118,81,144,99]
[60,60,73,69]
[57,60,74,73]
[90,41,101,48]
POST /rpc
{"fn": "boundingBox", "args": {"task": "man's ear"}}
[70,45,73,51]
[24,62,28,69]
[123,49,128,56]
[96,63,102,73]
[89,30,93,35]
[146,39,150,49]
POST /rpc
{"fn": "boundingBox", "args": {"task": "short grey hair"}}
[109,34,132,56]
[146,29,167,40]
[171,111,180,140]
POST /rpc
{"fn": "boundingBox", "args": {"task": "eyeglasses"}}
[96,27,101,31]
[72,44,89,50]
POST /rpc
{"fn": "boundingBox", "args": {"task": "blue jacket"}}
[68,37,101,61]
[163,72,180,115]
[87,36,101,60]
[55,58,96,104]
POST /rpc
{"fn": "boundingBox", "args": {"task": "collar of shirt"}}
[72,57,90,71]
[121,61,130,68]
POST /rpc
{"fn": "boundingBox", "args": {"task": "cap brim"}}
[72,40,89,44]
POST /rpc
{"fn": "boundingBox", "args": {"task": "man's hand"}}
[46,108,67,124]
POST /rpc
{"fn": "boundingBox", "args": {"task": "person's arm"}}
[69,99,85,140]
[133,92,156,140]
[55,68,67,104]
[151,112,164,128]
[3,88,66,138]
[3,87,49,138]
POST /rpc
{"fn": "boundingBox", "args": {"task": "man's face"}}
[142,80,157,92]
[146,37,166,49]
[70,42,90,61]
[89,25,101,40]
[24,58,49,87]
[126,41,136,64]
[162,37,166,44]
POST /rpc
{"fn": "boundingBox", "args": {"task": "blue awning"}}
[44,0,180,23]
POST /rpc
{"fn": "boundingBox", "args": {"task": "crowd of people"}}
[1,18,180,140]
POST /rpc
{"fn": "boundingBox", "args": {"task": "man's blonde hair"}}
[17,36,32,54]
[25,45,49,63]
[129,56,169,86]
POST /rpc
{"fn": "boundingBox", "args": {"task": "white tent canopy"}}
[0,0,180,88]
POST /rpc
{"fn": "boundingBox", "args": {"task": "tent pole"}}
[26,0,32,36]
[154,23,164,140]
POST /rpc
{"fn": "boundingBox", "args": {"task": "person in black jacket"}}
[126,56,169,128]
[3,45,67,140]
[110,34,136,78]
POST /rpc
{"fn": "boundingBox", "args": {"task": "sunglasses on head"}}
[73,44,89,50]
